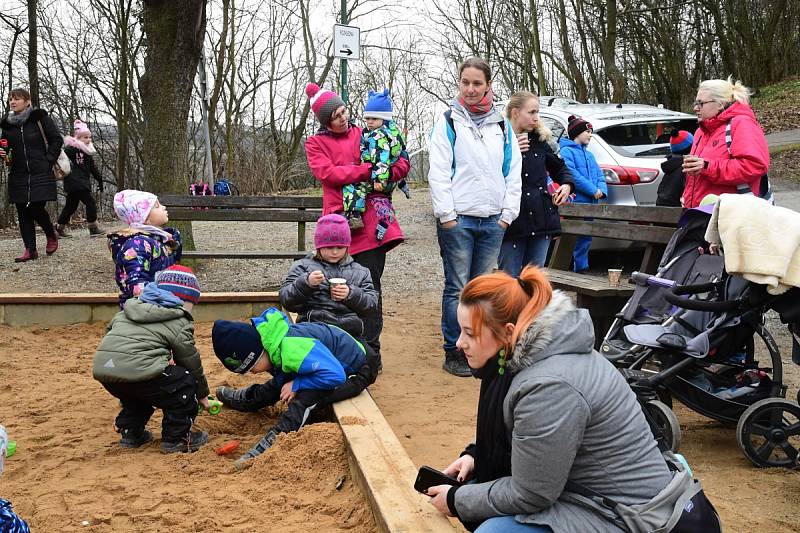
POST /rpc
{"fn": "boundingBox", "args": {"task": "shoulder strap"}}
[36,120,49,150]
[501,118,512,178]
[724,119,733,156]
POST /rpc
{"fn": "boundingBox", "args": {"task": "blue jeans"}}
[573,236,592,272]
[437,214,505,351]
[475,516,553,533]
[498,235,551,277]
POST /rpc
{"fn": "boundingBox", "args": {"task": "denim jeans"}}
[572,236,592,272]
[437,214,505,351]
[474,516,553,533]
[498,235,551,277]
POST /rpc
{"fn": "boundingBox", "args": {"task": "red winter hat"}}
[305,83,346,127]
[314,214,351,249]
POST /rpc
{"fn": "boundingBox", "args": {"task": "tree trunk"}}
[602,0,625,102]
[139,0,206,195]
[27,0,40,107]
[115,0,132,191]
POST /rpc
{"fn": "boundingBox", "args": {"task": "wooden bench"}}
[545,203,683,346]
[160,195,323,260]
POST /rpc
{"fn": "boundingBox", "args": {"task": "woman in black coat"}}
[498,91,576,276]
[0,88,63,261]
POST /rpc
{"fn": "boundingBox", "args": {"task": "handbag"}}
[36,120,71,180]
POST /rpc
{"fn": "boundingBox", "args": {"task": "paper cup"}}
[608,269,622,287]
[328,278,347,286]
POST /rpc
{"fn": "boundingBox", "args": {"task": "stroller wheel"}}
[737,398,800,469]
[645,400,681,453]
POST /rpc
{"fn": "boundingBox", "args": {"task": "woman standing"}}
[0,88,62,261]
[304,83,411,369]
[681,77,770,208]
[428,57,522,377]
[499,91,574,276]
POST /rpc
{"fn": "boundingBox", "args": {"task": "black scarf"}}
[472,354,514,483]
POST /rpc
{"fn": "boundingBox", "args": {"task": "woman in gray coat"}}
[426,266,672,532]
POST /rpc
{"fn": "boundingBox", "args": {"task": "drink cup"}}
[328,278,347,301]
[608,269,622,287]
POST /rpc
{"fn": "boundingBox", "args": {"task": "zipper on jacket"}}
[21,123,31,205]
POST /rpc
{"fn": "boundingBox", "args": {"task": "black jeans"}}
[102,365,199,442]
[15,201,55,251]
[352,245,388,357]
[242,378,331,433]
[58,189,97,224]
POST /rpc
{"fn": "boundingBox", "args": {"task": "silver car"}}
[536,102,698,205]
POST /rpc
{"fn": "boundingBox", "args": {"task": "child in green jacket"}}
[212,307,374,470]
[93,265,211,454]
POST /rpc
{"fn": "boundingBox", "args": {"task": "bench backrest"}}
[160,195,323,222]
[558,203,682,244]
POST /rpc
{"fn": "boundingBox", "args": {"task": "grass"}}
[750,77,800,134]
[769,142,800,155]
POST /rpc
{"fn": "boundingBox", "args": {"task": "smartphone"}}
[413,465,463,494]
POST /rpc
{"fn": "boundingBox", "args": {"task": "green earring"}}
[498,348,506,376]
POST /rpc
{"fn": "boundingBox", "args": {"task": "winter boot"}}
[88,221,105,237]
[14,249,39,262]
[162,430,209,454]
[119,428,153,449]
[443,349,471,378]
[216,385,264,413]
[55,223,72,238]
[45,233,58,255]
[234,428,280,471]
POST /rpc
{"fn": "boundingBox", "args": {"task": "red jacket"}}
[305,124,408,255]
[683,101,769,208]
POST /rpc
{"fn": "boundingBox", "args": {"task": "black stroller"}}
[598,208,800,468]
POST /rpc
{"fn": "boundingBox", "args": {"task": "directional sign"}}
[333,24,360,60]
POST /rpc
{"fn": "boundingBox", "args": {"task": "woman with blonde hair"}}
[681,77,770,208]
[425,266,678,532]
[499,91,575,276]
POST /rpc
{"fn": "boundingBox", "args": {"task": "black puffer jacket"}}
[63,137,103,193]
[0,108,63,204]
[504,128,575,240]
[279,253,378,338]
[656,154,685,207]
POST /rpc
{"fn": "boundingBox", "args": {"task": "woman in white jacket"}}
[428,57,522,377]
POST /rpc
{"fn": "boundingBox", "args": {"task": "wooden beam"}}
[181,251,307,260]
[559,203,682,224]
[160,194,323,209]
[167,208,322,222]
[560,220,675,244]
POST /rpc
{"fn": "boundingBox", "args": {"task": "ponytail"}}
[698,76,752,106]
[460,265,553,355]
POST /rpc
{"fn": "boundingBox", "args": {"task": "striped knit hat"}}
[155,265,201,304]
[306,83,346,127]
[669,130,694,154]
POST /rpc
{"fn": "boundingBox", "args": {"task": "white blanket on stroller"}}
[704,194,800,294]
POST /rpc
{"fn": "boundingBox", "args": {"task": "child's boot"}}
[45,233,58,255]
[216,385,264,413]
[88,221,105,237]
[119,428,153,448]
[162,430,209,454]
[14,248,38,262]
[55,223,71,238]
[234,428,279,471]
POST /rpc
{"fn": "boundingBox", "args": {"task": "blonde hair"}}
[698,76,752,105]
[505,91,538,119]
[460,265,553,355]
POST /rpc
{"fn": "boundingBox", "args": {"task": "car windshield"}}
[595,119,698,157]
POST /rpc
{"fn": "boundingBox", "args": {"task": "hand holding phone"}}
[414,465,463,494]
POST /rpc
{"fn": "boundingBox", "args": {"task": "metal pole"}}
[340,0,348,104]
[198,45,215,189]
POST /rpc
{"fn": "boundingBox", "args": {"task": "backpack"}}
[725,119,774,204]
[213,178,238,196]
[442,109,513,178]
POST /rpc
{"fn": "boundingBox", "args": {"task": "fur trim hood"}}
[507,290,595,373]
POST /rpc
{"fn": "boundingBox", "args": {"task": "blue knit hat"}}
[670,130,694,154]
[363,88,393,120]
[212,319,264,373]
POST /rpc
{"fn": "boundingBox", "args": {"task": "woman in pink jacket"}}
[681,77,770,208]
[304,83,411,367]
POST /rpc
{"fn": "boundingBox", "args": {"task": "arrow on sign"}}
[339,45,353,57]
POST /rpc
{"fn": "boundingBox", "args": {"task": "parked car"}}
[497,100,698,206]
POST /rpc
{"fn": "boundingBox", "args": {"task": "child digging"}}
[54,119,105,238]
[212,307,376,470]
[92,265,211,453]
[342,88,410,237]
[109,190,182,309]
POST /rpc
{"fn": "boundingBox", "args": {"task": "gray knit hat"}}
[306,83,346,127]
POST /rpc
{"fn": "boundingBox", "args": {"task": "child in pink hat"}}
[108,190,183,308]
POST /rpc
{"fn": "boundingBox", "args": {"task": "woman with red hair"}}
[425,266,676,532]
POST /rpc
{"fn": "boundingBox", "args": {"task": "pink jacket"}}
[683,101,769,208]
[305,124,409,255]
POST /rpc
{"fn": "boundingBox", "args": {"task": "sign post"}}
[333,10,360,104]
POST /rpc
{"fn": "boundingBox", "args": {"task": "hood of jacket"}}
[507,291,595,373]
[123,297,187,324]
[698,100,757,134]
[661,153,684,173]
[252,307,291,367]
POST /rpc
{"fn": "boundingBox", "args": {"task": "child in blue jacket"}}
[558,115,608,272]
[212,307,374,470]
